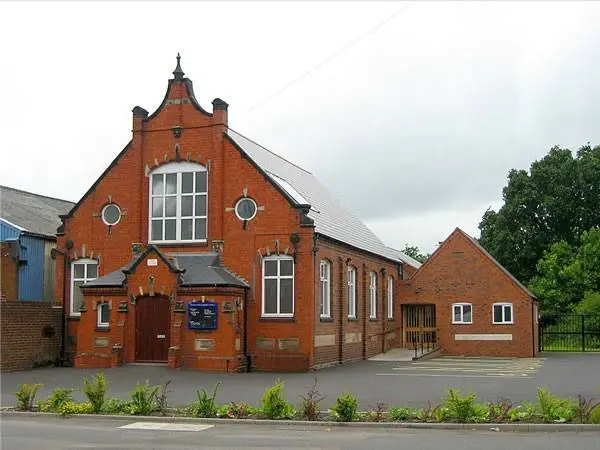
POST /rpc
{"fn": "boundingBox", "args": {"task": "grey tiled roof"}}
[0,185,74,238]
[226,129,416,267]
[83,252,248,289]
[172,253,249,288]
[384,247,422,269]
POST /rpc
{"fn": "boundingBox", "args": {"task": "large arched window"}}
[149,162,208,243]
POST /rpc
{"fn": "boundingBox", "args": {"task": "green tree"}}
[402,244,428,264]
[530,227,600,314]
[479,144,600,284]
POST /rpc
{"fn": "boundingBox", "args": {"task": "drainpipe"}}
[243,288,250,372]
[51,248,68,365]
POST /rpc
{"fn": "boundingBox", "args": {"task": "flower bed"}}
[10,373,600,425]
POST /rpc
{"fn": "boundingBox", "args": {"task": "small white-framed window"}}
[452,303,473,324]
[149,161,208,243]
[347,266,356,318]
[319,260,331,318]
[97,302,110,328]
[70,259,98,316]
[493,303,513,324]
[387,276,394,319]
[369,272,377,319]
[262,256,294,317]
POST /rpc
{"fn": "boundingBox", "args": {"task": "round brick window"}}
[235,198,257,221]
[102,204,121,226]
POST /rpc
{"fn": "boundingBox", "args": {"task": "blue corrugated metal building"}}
[0,186,74,301]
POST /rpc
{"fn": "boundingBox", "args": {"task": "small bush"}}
[156,380,172,417]
[433,406,451,422]
[415,402,436,422]
[218,402,257,419]
[15,383,43,411]
[590,403,600,424]
[59,401,93,416]
[260,380,296,420]
[82,372,108,414]
[330,393,359,422]
[39,387,74,413]
[507,402,535,422]
[188,382,221,418]
[443,389,479,423]
[130,381,159,416]
[536,388,576,423]
[388,406,415,421]
[365,402,387,422]
[488,399,513,423]
[102,398,130,415]
[298,377,326,421]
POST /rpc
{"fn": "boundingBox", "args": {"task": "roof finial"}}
[173,53,185,80]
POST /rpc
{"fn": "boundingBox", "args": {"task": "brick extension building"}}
[53,56,537,371]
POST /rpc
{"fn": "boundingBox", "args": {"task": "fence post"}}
[581,314,586,352]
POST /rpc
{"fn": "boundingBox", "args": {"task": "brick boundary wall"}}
[0,301,63,372]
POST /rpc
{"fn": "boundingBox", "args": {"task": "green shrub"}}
[260,380,295,420]
[39,387,74,413]
[415,402,436,422]
[15,383,42,411]
[82,372,108,414]
[188,382,221,418]
[298,377,325,421]
[433,406,451,422]
[488,399,513,423]
[507,402,535,422]
[101,398,131,415]
[330,393,359,422]
[59,401,93,416]
[388,406,415,421]
[536,388,576,423]
[590,403,600,424]
[442,389,484,423]
[130,381,159,416]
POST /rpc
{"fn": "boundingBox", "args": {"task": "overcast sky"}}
[1,1,599,254]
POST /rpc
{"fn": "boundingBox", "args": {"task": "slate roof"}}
[83,251,248,289]
[226,129,418,268]
[0,185,74,238]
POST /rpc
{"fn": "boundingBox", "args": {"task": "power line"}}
[239,2,415,118]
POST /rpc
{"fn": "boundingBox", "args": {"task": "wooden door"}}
[135,296,170,362]
[403,304,436,348]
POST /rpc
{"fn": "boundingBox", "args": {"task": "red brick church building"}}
[53,56,537,372]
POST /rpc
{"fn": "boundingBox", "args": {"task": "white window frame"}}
[262,256,295,318]
[319,260,331,319]
[369,272,377,319]
[97,302,110,328]
[347,266,356,319]
[148,161,208,244]
[452,303,473,324]
[492,302,514,324]
[387,276,394,319]
[70,259,98,316]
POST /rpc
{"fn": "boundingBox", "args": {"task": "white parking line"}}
[120,422,215,432]
[376,373,532,378]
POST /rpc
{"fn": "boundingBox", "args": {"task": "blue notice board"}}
[188,301,218,330]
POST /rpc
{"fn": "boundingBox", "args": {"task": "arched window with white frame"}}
[369,272,377,319]
[387,276,394,319]
[319,260,331,318]
[149,161,208,243]
[70,258,98,316]
[262,255,294,317]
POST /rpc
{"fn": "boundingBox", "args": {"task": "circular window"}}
[235,198,257,221]
[101,204,121,226]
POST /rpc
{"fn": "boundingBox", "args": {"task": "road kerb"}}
[1,410,599,432]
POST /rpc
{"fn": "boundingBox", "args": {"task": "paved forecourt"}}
[1,353,598,409]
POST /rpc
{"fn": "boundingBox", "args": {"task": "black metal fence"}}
[540,314,600,352]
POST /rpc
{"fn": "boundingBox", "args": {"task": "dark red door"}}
[135,296,170,362]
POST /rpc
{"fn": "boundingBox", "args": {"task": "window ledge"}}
[151,242,209,248]
[259,317,295,322]
[369,318,378,322]
[95,327,111,332]
[492,322,514,325]
[67,316,81,321]
[387,318,394,321]
[319,317,333,323]
[452,322,473,325]
[347,317,359,322]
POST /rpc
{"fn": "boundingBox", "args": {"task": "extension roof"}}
[0,185,74,239]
